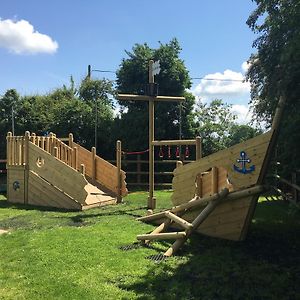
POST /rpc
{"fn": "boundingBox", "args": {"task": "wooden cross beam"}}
[116,60,185,209]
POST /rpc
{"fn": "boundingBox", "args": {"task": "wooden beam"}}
[117,94,185,102]
[152,139,196,146]
[164,190,228,257]
[137,188,229,222]
[165,211,193,230]
[137,231,186,241]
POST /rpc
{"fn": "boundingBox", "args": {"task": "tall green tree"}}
[194,99,237,155]
[0,89,20,157]
[115,38,195,152]
[78,78,115,156]
[246,0,300,175]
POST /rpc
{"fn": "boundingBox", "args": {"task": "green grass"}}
[0,192,299,300]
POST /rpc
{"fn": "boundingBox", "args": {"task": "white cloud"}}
[191,61,252,108]
[241,61,251,73]
[0,18,58,54]
[192,69,250,100]
[231,104,253,124]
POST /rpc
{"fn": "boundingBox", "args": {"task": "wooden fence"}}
[109,156,195,188]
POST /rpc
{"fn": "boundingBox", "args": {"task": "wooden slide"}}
[6,132,127,210]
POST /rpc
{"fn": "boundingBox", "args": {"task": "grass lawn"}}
[0,191,299,300]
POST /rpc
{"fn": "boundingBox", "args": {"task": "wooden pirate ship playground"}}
[136,95,286,256]
[4,58,289,257]
[6,132,127,210]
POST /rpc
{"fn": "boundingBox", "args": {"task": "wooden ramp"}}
[6,132,127,210]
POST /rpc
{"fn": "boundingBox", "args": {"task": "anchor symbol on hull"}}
[233,151,255,174]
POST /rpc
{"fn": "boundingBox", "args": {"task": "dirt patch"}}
[0,229,9,235]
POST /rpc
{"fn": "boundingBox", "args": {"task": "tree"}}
[0,89,20,156]
[0,77,116,159]
[115,38,195,152]
[227,124,262,147]
[247,0,300,120]
[78,78,115,156]
[246,0,300,175]
[194,99,237,155]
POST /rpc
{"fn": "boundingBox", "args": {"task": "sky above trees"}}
[0,1,257,123]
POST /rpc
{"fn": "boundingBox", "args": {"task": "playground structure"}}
[136,89,287,256]
[6,131,127,210]
[118,60,186,209]
[119,137,202,188]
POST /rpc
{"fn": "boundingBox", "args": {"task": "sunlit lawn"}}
[0,192,299,299]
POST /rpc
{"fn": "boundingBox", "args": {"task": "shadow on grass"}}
[117,200,300,299]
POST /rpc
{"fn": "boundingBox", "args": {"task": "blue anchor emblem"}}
[233,151,255,174]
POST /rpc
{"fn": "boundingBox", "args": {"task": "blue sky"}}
[0,0,258,122]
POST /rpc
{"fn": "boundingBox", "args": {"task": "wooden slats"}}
[28,142,88,204]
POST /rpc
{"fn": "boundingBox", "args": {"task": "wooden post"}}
[50,133,55,155]
[31,133,36,145]
[68,133,73,148]
[91,147,96,180]
[116,140,122,203]
[212,167,218,194]
[148,60,155,209]
[24,131,30,205]
[196,136,202,160]
[54,147,58,158]
[80,163,85,175]
[176,160,183,168]
[73,147,78,170]
[196,175,202,197]
[6,132,12,166]
[17,137,22,165]
[45,137,50,153]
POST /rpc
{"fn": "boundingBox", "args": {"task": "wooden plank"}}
[7,167,25,204]
[28,171,82,210]
[28,142,88,204]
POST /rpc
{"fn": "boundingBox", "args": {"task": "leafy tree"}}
[195,99,237,156]
[246,0,300,175]
[115,38,195,152]
[226,124,262,147]
[0,77,116,159]
[0,89,20,157]
[78,78,115,156]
